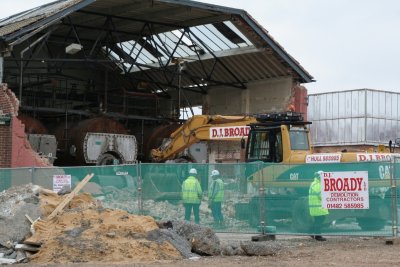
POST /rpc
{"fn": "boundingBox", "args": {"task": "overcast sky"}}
[1,0,400,94]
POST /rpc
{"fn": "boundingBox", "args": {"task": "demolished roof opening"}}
[107,20,255,74]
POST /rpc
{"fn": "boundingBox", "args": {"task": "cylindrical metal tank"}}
[18,114,48,134]
[54,116,128,166]
[143,123,180,162]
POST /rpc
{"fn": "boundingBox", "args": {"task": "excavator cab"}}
[245,112,311,163]
[246,126,283,163]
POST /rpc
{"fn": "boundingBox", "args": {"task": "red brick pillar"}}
[292,84,308,121]
[0,85,15,167]
[0,123,11,167]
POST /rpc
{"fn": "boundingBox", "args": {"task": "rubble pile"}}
[0,184,43,264]
[100,186,249,229]
[0,184,223,264]
[0,184,42,248]
[27,208,182,263]
[100,186,140,213]
[0,183,285,264]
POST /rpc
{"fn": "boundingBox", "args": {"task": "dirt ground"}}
[17,234,400,267]
[5,185,399,266]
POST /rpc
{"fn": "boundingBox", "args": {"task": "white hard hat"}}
[189,168,197,175]
[211,170,220,176]
[314,170,323,177]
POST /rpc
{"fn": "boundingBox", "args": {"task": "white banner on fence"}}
[53,174,71,193]
[321,171,369,209]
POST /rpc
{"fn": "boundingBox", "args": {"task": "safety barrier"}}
[1,160,399,237]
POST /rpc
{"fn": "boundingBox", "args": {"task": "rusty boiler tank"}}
[54,116,137,166]
[142,123,180,162]
[18,114,48,134]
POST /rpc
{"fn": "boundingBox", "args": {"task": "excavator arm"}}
[151,115,257,162]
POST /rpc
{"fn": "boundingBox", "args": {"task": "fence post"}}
[258,162,266,234]
[30,166,35,184]
[391,157,399,237]
[137,162,143,215]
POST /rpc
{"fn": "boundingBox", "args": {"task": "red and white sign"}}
[356,153,400,162]
[53,174,72,193]
[209,126,250,139]
[321,171,369,209]
[305,153,342,163]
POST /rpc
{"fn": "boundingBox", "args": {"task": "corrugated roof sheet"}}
[0,0,313,85]
[0,0,84,36]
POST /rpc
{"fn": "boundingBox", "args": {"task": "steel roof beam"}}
[76,9,182,29]
[59,21,139,39]
[127,24,150,73]
[186,27,247,89]
[131,64,246,90]
[21,105,164,121]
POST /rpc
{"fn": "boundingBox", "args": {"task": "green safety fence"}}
[248,161,396,237]
[0,161,399,237]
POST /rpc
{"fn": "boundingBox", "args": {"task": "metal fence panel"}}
[0,161,398,236]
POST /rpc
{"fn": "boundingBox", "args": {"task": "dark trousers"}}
[184,203,200,224]
[211,202,224,223]
[312,215,326,235]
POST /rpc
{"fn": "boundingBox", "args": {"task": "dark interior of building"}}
[0,0,313,165]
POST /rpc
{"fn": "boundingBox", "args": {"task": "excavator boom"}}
[151,115,257,162]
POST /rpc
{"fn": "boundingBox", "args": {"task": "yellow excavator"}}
[149,112,395,232]
[238,111,396,232]
[151,114,257,162]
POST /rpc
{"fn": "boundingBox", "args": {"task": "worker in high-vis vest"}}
[182,168,203,224]
[308,170,329,241]
[208,169,224,227]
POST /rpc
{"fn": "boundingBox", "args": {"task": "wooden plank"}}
[40,188,57,195]
[25,214,34,224]
[23,239,42,246]
[47,173,94,220]
[15,244,40,252]
[23,218,48,245]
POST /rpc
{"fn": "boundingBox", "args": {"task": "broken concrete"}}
[221,243,245,256]
[169,220,221,256]
[100,187,249,230]
[0,257,16,264]
[0,184,42,247]
[240,240,289,256]
[16,250,27,263]
[147,228,197,259]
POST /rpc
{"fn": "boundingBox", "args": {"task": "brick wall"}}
[0,124,11,167]
[0,84,15,167]
[0,84,51,168]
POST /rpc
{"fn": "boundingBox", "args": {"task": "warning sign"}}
[321,171,369,209]
[53,174,72,193]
